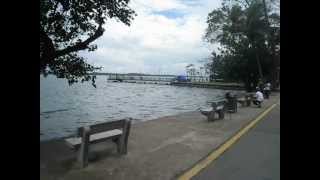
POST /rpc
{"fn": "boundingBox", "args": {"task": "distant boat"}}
[172,75,190,83]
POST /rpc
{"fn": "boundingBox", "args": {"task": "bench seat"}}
[65,129,123,149]
[237,97,246,106]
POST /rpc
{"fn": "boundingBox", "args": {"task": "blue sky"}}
[154,10,186,19]
[81,0,222,75]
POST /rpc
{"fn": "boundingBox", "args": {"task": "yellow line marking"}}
[178,102,278,180]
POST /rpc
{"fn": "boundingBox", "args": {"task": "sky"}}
[81,0,222,75]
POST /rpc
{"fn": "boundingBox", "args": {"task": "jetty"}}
[171,82,245,90]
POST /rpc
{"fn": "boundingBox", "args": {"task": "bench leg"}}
[123,120,131,154]
[117,120,131,154]
[119,137,126,154]
[113,138,121,154]
[115,137,127,154]
[116,135,129,154]
[218,110,224,119]
[246,100,251,106]
[77,127,90,168]
[207,111,215,122]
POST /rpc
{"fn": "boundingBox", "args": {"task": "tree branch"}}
[55,23,104,58]
[40,26,55,64]
[244,0,250,6]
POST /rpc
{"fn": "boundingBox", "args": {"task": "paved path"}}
[192,102,280,180]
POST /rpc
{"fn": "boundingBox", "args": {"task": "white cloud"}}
[132,0,188,12]
[81,0,222,75]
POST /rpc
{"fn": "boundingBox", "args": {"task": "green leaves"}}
[40,0,136,87]
[205,0,279,91]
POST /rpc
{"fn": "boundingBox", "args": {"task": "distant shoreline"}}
[170,82,245,90]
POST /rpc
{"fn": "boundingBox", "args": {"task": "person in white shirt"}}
[253,88,264,108]
[263,82,271,99]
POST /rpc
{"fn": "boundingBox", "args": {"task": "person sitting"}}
[225,92,232,100]
[253,88,264,108]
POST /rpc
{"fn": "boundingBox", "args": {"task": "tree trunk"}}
[255,53,264,81]
[262,0,279,90]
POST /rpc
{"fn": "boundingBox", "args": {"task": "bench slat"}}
[201,107,213,112]
[88,120,125,135]
[65,129,123,148]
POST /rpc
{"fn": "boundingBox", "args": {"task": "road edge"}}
[177,102,279,180]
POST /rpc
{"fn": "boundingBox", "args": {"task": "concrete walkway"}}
[192,101,280,180]
[40,93,280,180]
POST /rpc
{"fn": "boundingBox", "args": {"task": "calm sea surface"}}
[40,75,239,141]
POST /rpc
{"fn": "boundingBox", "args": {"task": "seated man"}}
[253,88,264,108]
[225,92,232,100]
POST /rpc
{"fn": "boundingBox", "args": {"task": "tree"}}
[262,0,280,89]
[204,0,279,91]
[186,63,195,81]
[40,0,136,86]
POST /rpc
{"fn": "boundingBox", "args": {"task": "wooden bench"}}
[65,119,131,168]
[237,97,246,107]
[237,93,255,107]
[225,96,237,113]
[200,99,226,121]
